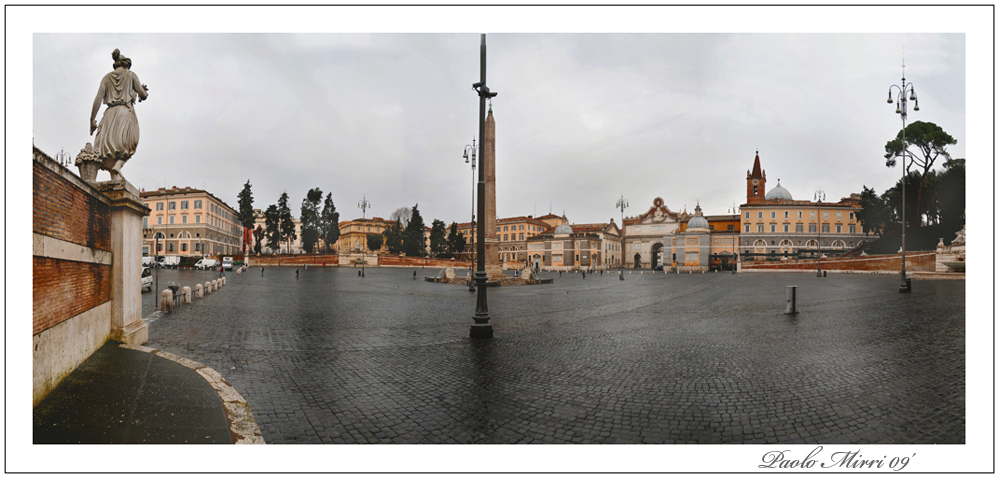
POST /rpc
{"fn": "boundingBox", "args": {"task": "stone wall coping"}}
[34,146,109,206]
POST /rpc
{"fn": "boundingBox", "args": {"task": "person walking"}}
[219,265,225,277]
[413,271,417,280]
[296,268,299,279]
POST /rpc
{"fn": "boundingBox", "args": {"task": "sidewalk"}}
[33,340,262,444]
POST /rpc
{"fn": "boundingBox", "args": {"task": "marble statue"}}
[90,48,149,181]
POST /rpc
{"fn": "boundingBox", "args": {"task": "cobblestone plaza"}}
[143,267,964,445]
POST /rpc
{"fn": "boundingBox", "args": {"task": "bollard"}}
[205,281,212,294]
[195,283,204,299]
[213,279,219,290]
[160,289,174,312]
[220,277,226,286]
[182,286,192,304]
[785,285,797,314]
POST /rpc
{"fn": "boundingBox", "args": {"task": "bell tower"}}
[746,151,766,204]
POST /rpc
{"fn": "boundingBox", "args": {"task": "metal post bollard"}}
[785,285,797,315]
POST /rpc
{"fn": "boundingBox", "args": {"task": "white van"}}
[222,257,234,271]
[142,256,154,267]
[195,258,219,270]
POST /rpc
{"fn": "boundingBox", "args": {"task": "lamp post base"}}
[470,323,493,339]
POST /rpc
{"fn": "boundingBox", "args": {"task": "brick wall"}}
[377,256,472,269]
[250,254,339,266]
[33,162,111,251]
[742,252,937,272]
[33,257,111,334]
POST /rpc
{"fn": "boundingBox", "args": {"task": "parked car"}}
[194,258,219,270]
[223,257,234,271]
[141,267,152,292]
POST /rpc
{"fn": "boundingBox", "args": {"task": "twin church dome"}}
[764,181,793,200]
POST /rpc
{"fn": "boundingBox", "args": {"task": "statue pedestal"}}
[484,239,504,280]
[96,179,150,345]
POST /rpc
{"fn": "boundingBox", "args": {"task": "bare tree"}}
[390,206,412,229]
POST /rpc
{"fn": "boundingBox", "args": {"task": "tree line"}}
[855,121,965,253]
[236,184,468,258]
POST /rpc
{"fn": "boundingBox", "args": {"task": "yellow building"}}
[336,217,391,253]
[524,220,622,271]
[664,204,740,271]
[456,215,552,264]
[740,152,872,261]
[140,186,243,258]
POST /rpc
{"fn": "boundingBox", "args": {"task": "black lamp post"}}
[358,196,370,277]
[616,195,628,271]
[814,190,825,277]
[887,65,918,293]
[463,139,477,291]
[470,34,497,339]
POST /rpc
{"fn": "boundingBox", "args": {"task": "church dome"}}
[554,224,573,234]
[686,203,709,231]
[765,181,793,200]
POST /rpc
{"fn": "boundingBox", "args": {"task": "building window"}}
[809,224,816,233]
[757,211,763,219]
[849,225,856,233]
[797,211,803,219]
[181,243,188,252]
[784,211,789,219]
[754,186,758,195]
[745,211,750,219]
[836,225,842,233]
[195,215,201,223]
[519,233,524,240]
[796,224,803,233]
[157,217,162,225]
[822,224,830,233]
[504,226,508,232]
[181,200,189,209]
[823,211,829,220]
[744,224,750,233]
[728,225,734,231]
[496,227,501,233]
[836,211,842,220]
[168,201,176,210]
[757,224,764,233]
[168,243,174,252]
[771,211,776,219]
[170,216,175,224]
[142,246,149,254]
[783,224,789,232]
[157,243,162,252]
[770,224,776,232]
[849,212,855,220]
[182,215,188,224]
[156,202,164,211]
[143,218,148,228]
[195,200,202,209]
[810,211,816,220]
[520,225,524,230]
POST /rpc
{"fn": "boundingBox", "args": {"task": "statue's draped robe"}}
[94,67,146,170]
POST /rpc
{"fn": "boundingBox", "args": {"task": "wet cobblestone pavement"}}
[144,267,964,444]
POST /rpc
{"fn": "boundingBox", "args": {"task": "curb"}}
[118,343,265,444]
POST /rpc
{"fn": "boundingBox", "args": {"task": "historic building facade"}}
[663,204,740,272]
[337,217,391,254]
[456,215,553,264]
[524,220,621,271]
[251,209,307,255]
[739,152,873,261]
[140,187,243,258]
[622,197,684,269]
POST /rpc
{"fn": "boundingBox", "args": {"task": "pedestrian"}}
[358,270,362,277]
[219,265,225,277]
[413,271,417,280]
[296,268,299,279]
[261,267,264,276]
[582,271,586,279]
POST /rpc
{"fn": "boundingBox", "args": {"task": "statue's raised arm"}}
[89,48,149,181]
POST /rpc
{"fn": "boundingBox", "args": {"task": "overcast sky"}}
[27,18,971,227]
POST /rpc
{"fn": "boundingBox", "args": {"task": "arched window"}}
[753,240,766,254]
[832,240,846,249]
[805,239,818,247]
[779,239,793,254]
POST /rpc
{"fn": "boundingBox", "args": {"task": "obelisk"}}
[484,106,503,280]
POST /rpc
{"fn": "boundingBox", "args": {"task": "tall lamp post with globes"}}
[462,138,477,291]
[470,34,497,339]
[358,196,370,278]
[814,190,825,277]
[886,65,919,293]
[616,195,629,271]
